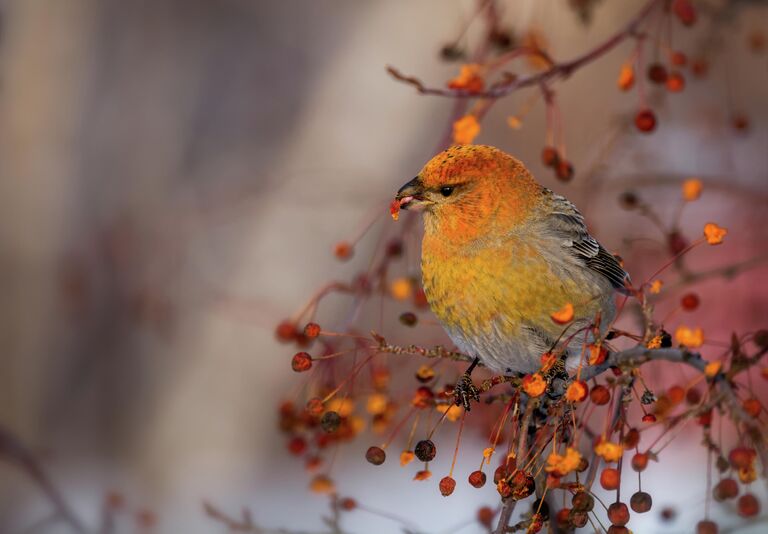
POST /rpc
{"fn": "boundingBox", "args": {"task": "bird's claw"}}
[453,372,480,411]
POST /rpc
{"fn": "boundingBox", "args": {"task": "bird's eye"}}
[440,186,454,197]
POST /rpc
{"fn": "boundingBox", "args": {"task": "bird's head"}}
[395,145,541,242]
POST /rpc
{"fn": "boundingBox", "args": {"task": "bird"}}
[394,145,630,409]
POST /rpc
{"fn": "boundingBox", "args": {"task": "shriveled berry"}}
[632,452,649,472]
[439,476,456,496]
[415,439,437,462]
[590,385,611,405]
[635,109,657,133]
[508,470,536,500]
[320,411,341,433]
[366,446,386,465]
[303,322,321,338]
[738,493,760,517]
[569,509,588,528]
[541,146,559,167]
[399,312,418,327]
[713,478,738,501]
[609,502,630,525]
[572,492,595,512]
[630,491,652,513]
[600,468,620,490]
[532,499,549,521]
[696,520,718,534]
[468,470,487,488]
[292,352,313,372]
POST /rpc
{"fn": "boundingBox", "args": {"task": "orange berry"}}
[623,428,640,449]
[477,506,495,528]
[666,71,686,92]
[729,447,756,469]
[306,397,324,415]
[566,380,588,402]
[439,476,456,496]
[600,467,620,490]
[334,241,353,260]
[635,109,657,133]
[668,385,685,404]
[291,352,312,372]
[303,322,321,338]
[631,452,649,472]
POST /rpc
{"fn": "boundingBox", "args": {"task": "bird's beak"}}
[395,176,428,210]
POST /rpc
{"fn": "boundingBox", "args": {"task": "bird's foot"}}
[453,372,480,412]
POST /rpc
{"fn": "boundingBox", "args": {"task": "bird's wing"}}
[541,188,631,294]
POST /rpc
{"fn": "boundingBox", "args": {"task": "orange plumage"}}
[395,145,629,375]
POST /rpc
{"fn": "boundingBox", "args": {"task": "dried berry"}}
[619,191,639,210]
[320,411,341,433]
[291,352,312,372]
[366,446,386,465]
[572,492,595,512]
[439,476,456,496]
[415,439,437,462]
[468,470,487,488]
[630,491,652,513]
[399,312,418,327]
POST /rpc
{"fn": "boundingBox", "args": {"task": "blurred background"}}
[0,0,766,532]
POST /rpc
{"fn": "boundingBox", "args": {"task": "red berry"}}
[303,322,321,338]
[555,508,571,530]
[556,160,574,182]
[340,498,357,511]
[477,506,495,528]
[468,470,487,488]
[590,385,611,405]
[743,398,761,417]
[642,413,657,423]
[608,527,629,534]
[692,58,709,78]
[729,447,756,469]
[647,63,668,84]
[600,468,620,490]
[681,293,700,311]
[630,491,653,513]
[541,146,559,167]
[696,520,718,534]
[609,502,630,525]
[623,428,640,449]
[291,352,313,372]
[439,476,456,496]
[365,446,386,465]
[631,452,649,472]
[287,436,307,455]
[671,51,687,66]
[306,397,324,415]
[672,0,697,26]
[713,478,739,501]
[738,493,760,517]
[275,320,298,343]
[686,387,702,404]
[635,109,657,133]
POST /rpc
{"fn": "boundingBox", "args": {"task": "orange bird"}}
[395,145,630,409]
